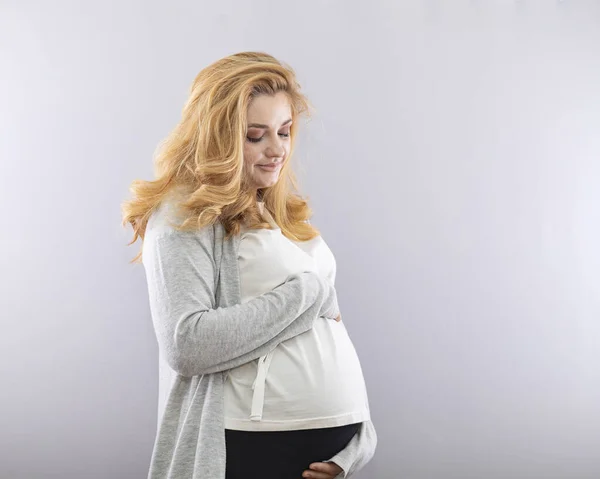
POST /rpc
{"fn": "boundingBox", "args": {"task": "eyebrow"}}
[247,118,293,129]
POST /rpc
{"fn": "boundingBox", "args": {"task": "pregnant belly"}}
[260,319,368,419]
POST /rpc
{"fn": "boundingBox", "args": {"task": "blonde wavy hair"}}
[121,51,321,264]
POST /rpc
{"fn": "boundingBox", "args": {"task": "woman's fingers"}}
[335,313,342,322]
[302,461,343,478]
[302,470,334,479]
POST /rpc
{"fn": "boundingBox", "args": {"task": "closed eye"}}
[247,132,290,143]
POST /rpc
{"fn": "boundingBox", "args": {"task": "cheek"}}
[243,144,259,166]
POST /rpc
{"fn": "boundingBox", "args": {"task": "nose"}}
[265,137,285,159]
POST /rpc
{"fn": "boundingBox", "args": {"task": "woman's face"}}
[243,91,292,192]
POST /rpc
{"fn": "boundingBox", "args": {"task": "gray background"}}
[1,1,599,478]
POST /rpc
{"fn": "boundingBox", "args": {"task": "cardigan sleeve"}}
[325,418,378,478]
[141,224,340,378]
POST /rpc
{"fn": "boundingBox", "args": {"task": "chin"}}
[256,177,280,189]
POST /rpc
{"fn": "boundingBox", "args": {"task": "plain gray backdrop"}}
[1,1,599,478]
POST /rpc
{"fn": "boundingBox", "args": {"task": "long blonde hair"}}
[121,51,321,263]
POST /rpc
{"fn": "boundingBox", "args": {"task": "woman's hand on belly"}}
[302,461,343,479]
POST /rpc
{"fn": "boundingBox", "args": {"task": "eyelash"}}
[246,133,290,143]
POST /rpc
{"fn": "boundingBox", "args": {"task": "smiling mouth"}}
[257,163,281,170]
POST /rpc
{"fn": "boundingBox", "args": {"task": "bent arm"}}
[142,226,338,377]
[326,419,378,478]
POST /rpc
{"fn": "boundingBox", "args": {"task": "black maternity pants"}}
[225,423,360,479]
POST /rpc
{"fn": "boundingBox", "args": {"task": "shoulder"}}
[145,196,216,251]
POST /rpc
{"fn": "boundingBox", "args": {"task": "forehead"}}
[247,92,292,124]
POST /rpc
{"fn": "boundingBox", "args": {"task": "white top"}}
[223,202,371,431]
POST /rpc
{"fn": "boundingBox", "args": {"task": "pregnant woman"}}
[122,51,377,479]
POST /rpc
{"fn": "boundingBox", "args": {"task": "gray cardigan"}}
[141,197,377,479]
